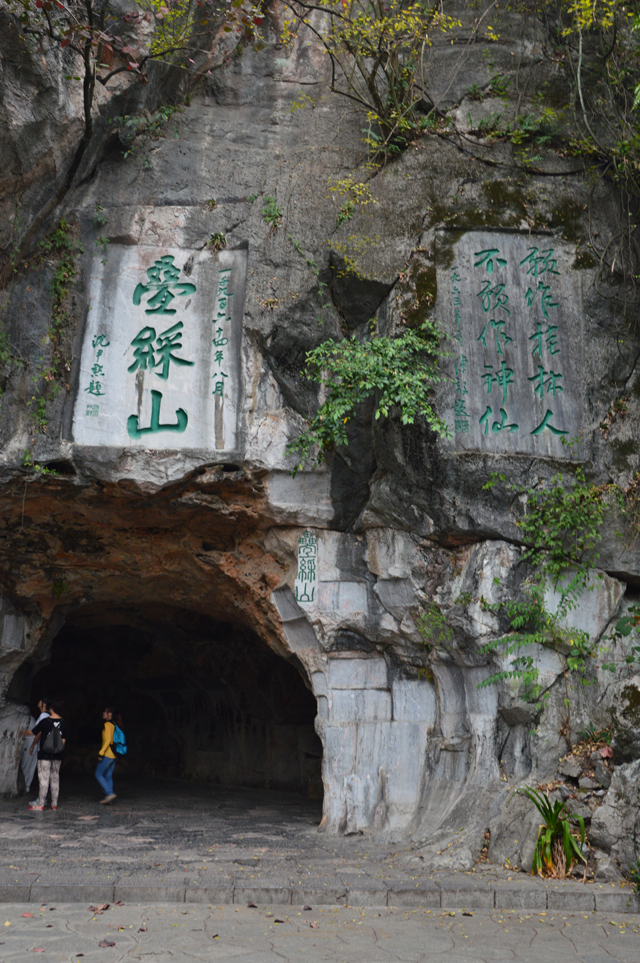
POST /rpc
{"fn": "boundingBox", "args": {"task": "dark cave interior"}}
[13,603,322,798]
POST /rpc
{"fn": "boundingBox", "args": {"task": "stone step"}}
[0,872,637,913]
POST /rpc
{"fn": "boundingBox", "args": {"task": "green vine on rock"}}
[287,320,450,474]
[30,219,82,431]
[21,449,59,477]
[478,466,625,709]
[261,196,283,230]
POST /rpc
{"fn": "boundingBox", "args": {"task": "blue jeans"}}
[95,757,116,796]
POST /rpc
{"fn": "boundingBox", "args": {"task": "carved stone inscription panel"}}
[72,245,246,452]
[439,231,583,458]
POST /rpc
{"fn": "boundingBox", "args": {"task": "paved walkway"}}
[0,776,637,914]
[0,902,638,962]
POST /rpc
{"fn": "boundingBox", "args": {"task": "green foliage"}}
[208,232,227,251]
[279,0,478,157]
[479,108,563,161]
[93,203,107,228]
[607,602,640,664]
[29,219,83,430]
[630,856,640,894]
[510,786,586,877]
[576,721,613,744]
[21,449,58,477]
[261,196,283,229]
[287,235,332,327]
[329,176,378,229]
[111,104,183,158]
[10,0,206,94]
[488,71,511,99]
[505,0,640,297]
[94,203,108,261]
[0,326,13,370]
[417,603,454,649]
[510,467,614,581]
[205,198,218,210]
[287,321,450,474]
[465,83,485,102]
[479,468,622,701]
[2,1,269,280]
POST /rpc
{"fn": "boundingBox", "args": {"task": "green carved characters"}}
[451,268,469,433]
[453,241,568,442]
[211,269,232,399]
[84,333,110,415]
[127,255,195,438]
[132,254,196,315]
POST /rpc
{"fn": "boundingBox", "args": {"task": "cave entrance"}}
[27,602,323,800]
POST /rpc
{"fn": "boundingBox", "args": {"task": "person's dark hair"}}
[39,696,52,709]
[104,706,122,727]
[48,698,64,714]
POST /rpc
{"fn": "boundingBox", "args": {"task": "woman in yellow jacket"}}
[95,707,117,804]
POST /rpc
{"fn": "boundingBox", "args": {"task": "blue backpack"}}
[111,725,127,756]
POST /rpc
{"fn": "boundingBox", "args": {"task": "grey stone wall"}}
[0,8,639,875]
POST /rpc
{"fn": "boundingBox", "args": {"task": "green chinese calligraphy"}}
[479,405,519,434]
[531,409,568,436]
[212,370,228,397]
[133,255,196,315]
[482,362,514,405]
[455,367,468,395]
[529,323,559,358]
[295,543,317,601]
[128,322,194,380]
[478,318,513,355]
[454,398,469,417]
[519,247,560,277]
[84,379,105,397]
[85,332,110,399]
[127,389,188,438]
[474,248,507,273]
[477,281,510,315]
[212,327,228,348]
[525,281,559,319]
[528,365,563,397]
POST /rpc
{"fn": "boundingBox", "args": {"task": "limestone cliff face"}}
[1,8,640,873]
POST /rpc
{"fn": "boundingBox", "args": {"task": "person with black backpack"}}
[26,699,67,811]
[95,706,126,805]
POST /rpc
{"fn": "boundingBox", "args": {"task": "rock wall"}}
[1,6,640,874]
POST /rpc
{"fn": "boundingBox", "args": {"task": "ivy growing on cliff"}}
[287,320,450,474]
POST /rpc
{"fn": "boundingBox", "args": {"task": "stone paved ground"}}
[0,776,637,914]
[0,902,639,962]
